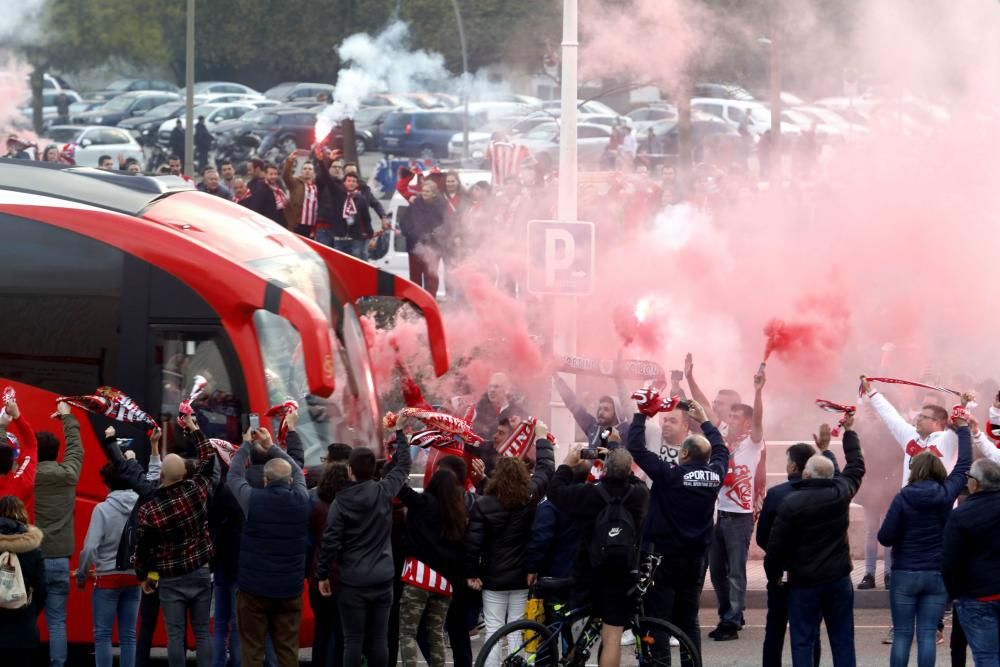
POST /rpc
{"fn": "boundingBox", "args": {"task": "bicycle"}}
[473,554,701,666]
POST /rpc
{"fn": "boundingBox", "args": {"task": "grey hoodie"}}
[316,434,411,588]
[77,489,138,583]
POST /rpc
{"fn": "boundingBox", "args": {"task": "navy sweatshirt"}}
[627,414,727,556]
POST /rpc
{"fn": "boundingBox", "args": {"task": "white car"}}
[193,81,262,98]
[691,98,801,138]
[44,125,144,167]
[157,102,257,143]
[192,93,263,105]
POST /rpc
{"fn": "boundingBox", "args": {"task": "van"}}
[380,110,468,158]
[690,98,801,138]
[369,169,492,299]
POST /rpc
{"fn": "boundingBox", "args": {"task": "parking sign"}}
[526,220,595,296]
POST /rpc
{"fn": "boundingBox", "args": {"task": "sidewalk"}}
[703,559,891,609]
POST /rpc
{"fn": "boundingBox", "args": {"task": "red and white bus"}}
[0,160,449,647]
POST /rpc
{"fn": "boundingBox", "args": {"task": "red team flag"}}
[57,387,157,427]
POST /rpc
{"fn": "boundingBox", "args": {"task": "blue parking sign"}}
[526,220,595,296]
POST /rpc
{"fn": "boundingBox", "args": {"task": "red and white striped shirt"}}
[300,182,318,228]
[400,557,453,597]
[485,141,532,186]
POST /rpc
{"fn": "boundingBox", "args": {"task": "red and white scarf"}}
[58,386,157,427]
[446,193,460,214]
[270,183,288,211]
[233,188,251,204]
[300,182,318,228]
[343,192,358,218]
[400,557,452,597]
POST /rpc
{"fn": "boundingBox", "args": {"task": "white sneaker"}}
[620,629,634,646]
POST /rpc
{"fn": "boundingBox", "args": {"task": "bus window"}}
[253,308,380,464]
[155,332,243,444]
[0,214,122,395]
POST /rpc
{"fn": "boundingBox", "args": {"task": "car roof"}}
[0,161,191,215]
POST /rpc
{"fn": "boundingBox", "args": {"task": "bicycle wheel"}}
[474,619,560,667]
[621,616,702,667]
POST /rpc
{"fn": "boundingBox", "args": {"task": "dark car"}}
[379,110,466,158]
[353,105,397,152]
[214,106,343,164]
[90,78,180,102]
[71,91,180,126]
[117,100,187,142]
[263,82,335,103]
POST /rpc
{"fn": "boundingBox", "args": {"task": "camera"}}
[580,448,605,460]
[676,399,693,411]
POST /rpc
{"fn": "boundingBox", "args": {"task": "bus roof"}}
[0,160,192,215]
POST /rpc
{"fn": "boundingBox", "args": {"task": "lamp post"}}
[450,0,470,161]
[184,0,195,179]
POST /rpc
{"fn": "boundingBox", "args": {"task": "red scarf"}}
[233,188,251,204]
[446,193,460,214]
[270,183,288,210]
[343,192,358,218]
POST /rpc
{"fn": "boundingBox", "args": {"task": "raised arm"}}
[684,353,718,424]
[862,376,917,448]
[839,415,865,496]
[626,413,667,481]
[379,429,412,498]
[528,431,555,501]
[56,402,83,482]
[943,424,972,500]
[283,411,304,468]
[751,369,765,443]
[226,439,253,518]
[552,373,597,436]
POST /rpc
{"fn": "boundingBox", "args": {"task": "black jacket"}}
[0,519,46,649]
[756,450,840,551]
[627,414,727,556]
[546,464,649,581]
[942,489,1000,599]
[471,393,526,441]
[401,196,447,248]
[243,177,283,226]
[764,429,865,586]
[466,439,554,590]
[316,432,411,587]
[398,484,465,583]
[194,122,213,152]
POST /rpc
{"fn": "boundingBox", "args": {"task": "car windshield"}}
[105,80,134,92]
[47,128,83,143]
[253,306,381,465]
[102,96,135,112]
[148,102,185,117]
[523,123,558,140]
[264,83,296,99]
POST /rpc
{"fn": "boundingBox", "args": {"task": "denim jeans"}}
[333,238,369,261]
[788,575,856,667]
[956,598,1000,667]
[709,512,754,626]
[863,504,892,575]
[763,581,821,667]
[93,586,141,667]
[337,583,393,667]
[159,566,213,667]
[212,566,240,667]
[43,558,70,667]
[480,589,529,667]
[315,227,335,248]
[889,570,948,667]
[135,585,160,667]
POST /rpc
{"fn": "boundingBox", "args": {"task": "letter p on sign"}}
[526,220,594,296]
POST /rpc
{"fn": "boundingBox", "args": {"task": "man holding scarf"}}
[282,151,319,238]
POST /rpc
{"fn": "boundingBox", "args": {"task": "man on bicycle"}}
[546,447,649,667]
[626,393,729,662]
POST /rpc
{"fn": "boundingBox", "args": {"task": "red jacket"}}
[0,415,38,520]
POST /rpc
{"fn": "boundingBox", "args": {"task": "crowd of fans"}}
[1,355,1000,667]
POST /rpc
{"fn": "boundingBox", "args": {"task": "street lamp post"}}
[184,0,195,179]
[450,0,470,161]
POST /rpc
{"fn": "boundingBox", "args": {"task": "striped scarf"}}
[300,182,318,227]
[270,183,289,210]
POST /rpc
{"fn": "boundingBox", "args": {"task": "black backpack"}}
[589,484,638,569]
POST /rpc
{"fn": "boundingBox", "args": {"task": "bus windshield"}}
[254,306,380,465]
[247,252,331,321]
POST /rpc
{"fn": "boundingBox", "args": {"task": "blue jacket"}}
[227,442,310,599]
[524,498,582,579]
[627,414,727,556]
[878,426,972,572]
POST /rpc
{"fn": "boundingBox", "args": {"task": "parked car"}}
[89,78,180,101]
[447,115,528,159]
[193,92,263,105]
[156,102,258,143]
[214,107,342,164]
[541,98,620,116]
[514,121,613,170]
[359,94,421,109]
[193,81,262,98]
[780,108,842,142]
[263,82,335,102]
[690,98,801,137]
[71,91,180,126]
[627,105,678,132]
[693,83,755,101]
[380,110,468,158]
[45,125,144,167]
[18,90,82,118]
[353,105,398,151]
[118,100,186,135]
